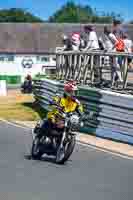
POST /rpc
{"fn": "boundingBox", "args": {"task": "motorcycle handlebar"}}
[49,100,87,119]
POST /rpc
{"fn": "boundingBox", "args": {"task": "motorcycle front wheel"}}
[56,135,76,164]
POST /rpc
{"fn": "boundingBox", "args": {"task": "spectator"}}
[99,26,115,52]
[99,26,123,87]
[82,25,99,51]
[112,19,125,39]
[123,33,133,53]
[61,34,73,51]
[81,25,102,85]
[123,33,133,69]
[71,32,81,51]
[61,33,81,51]
[110,27,125,87]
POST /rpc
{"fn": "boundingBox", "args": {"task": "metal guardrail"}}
[56,50,133,91]
[33,78,133,145]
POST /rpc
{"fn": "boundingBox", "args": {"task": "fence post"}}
[123,57,128,89]
[90,55,94,85]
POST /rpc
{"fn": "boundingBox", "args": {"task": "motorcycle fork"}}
[60,127,67,148]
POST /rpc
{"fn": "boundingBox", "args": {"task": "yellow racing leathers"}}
[47,94,83,124]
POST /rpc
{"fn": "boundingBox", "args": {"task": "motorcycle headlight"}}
[70,115,79,126]
[80,122,84,127]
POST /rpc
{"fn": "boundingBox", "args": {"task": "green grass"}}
[0,92,47,121]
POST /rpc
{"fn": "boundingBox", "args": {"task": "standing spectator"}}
[61,34,73,51]
[81,25,101,85]
[82,25,99,51]
[123,33,133,69]
[123,33,133,53]
[98,26,116,87]
[71,32,81,51]
[112,20,125,78]
[99,26,124,87]
[60,34,73,79]
[99,26,115,52]
[61,33,81,51]
[70,32,81,78]
[60,33,81,80]
[111,23,125,87]
[112,19,125,39]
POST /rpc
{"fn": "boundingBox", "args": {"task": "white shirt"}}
[99,34,114,51]
[85,31,99,50]
[108,33,118,43]
[123,39,133,53]
[72,44,79,51]
[108,33,119,52]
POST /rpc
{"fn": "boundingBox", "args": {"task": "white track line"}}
[1,118,133,160]
[0,118,31,130]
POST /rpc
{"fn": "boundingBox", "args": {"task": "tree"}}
[48,1,122,23]
[0,8,43,22]
[49,2,94,23]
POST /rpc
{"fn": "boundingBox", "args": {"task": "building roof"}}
[0,23,132,54]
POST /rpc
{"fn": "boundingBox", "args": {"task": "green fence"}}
[0,75,21,84]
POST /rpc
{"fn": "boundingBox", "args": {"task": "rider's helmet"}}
[64,81,78,97]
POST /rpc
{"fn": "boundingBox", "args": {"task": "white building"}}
[0,53,56,84]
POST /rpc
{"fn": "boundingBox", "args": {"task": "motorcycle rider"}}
[36,81,83,138]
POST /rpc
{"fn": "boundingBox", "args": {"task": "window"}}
[0,56,5,62]
[36,56,40,61]
[36,56,50,62]
[41,57,50,62]
[7,55,14,62]
[0,55,14,62]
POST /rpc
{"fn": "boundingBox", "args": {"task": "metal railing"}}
[56,50,133,90]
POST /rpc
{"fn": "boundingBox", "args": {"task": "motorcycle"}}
[31,103,84,164]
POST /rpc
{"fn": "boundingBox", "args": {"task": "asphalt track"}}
[0,120,133,200]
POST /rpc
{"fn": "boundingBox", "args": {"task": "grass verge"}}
[0,90,47,121]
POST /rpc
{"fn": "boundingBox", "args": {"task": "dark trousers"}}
[38,120,53,138]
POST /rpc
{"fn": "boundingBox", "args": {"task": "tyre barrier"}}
[33,78,133,145]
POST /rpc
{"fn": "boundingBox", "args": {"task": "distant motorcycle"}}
[31,103,84,164]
